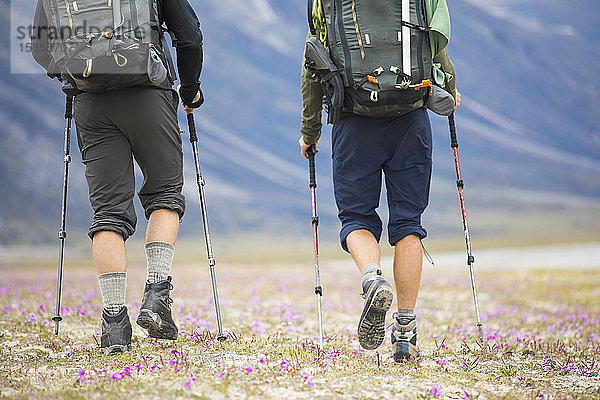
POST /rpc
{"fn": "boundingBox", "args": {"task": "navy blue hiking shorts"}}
[332,108,432,252]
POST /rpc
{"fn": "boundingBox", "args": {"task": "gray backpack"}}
[42,0,175,91]
[306,0,450,120]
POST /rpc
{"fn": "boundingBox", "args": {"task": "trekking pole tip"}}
[217,333,227,342]
[477,323,484,342]
[52,315,62,335]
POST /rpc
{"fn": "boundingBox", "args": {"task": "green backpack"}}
[306,0,442,120]
[41,0,175,91]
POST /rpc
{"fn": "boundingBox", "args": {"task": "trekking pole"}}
[185,110,227,342]
[53,84,76,336]
[448,113,484,343]
[306,145,324,350]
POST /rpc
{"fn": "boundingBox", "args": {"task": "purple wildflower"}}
[27,313,36,323]
[431,384,443,398]
[245,367,253,373]
[77,369,86,383]
[111,372,123,381]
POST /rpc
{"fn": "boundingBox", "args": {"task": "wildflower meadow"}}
[1,247,599,399]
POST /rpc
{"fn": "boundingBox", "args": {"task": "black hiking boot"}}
[357,270,394,350]
[100,306,132,356]
[136,276,178,340]
[391,315,420,362]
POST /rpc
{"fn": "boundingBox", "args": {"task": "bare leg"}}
[93,231,127,275]
[92,208,180,275]
[93,231,128,318]
[393,234,423,308]
[145,209,180,245]
[346,229,381,272]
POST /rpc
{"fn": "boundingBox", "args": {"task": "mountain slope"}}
[1,0,599,245]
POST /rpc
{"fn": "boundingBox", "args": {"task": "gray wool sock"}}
[361,263,381,290]
[98,272,127,315]
[397,308,416,325]
[145,241,175,283]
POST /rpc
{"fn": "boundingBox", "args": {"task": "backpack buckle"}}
[370,91,379,102]
[397,78,411,90]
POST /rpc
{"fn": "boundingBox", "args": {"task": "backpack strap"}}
[150,0,176,83]
[401,0,411,77]
[307,0,316,35]
[333,0,353,86]
[129,0,142,40]
[112,0,124,35]
[42,0,67,54]
[160,30,177,83]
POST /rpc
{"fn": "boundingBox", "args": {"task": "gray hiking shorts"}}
[74,88,185,240]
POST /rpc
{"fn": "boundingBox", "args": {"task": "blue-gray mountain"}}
[1,0,599,245]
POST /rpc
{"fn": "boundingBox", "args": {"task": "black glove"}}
[180,83,204,108]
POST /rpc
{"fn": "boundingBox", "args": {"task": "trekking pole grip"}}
[307,145,317,188]
[65,95,73,119]
[448,113,458,148]
[187,112,198,143]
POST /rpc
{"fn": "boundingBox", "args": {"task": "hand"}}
[299,136,318,160]
[454,90,462,111]
[177,84,202,114]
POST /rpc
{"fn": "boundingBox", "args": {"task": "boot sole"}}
[101,343,131,356]
[136,309,178,340]
[358,284,394,350]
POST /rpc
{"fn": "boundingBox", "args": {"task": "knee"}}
[89,218,136,241]
[142,193,186,220]
[388,225,427,247]
[340,223,383,253]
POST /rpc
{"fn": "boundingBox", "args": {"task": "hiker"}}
[31,0,204,355]
[299,0,461,361]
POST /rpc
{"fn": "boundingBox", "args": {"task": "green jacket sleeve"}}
[300,33,325,146]
[425,0,457,98]
[432,47,457,98]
